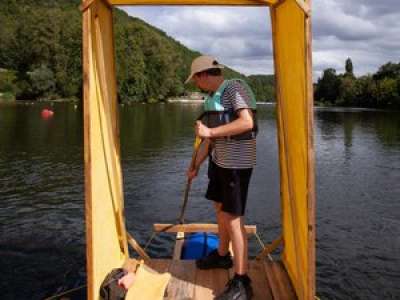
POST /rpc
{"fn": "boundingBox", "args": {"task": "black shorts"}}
[205,159,253,216]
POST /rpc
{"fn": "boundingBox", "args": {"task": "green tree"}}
[373,62,400,80]
[338,76,356,106]
[345,57,354,77]
[376,78,399,108]
[247,75,275,102]
[0,69,17,93]
[28,64,56,98]
[315,68,341,104]
[354,75,378,108]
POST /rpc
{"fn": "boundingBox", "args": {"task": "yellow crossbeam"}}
[109,0,278,6]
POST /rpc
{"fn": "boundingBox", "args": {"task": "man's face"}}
[192,73,209,92]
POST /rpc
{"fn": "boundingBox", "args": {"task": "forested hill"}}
[0,0,275,103]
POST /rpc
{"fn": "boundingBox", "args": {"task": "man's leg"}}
[221,211,248,275]
[195,201,233,270]
[214,202,231,256]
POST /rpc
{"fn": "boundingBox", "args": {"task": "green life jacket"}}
[199,79,258,140]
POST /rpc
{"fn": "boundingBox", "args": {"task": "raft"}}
[81,0,315,299]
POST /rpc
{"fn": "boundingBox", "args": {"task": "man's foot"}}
[215,274,253,300]
[196,249,233,270]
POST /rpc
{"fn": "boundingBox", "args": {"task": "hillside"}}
[0,0,275,102]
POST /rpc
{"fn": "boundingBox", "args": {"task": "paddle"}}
[178,136,203,224]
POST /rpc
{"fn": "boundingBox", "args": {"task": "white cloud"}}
[120,1,400,78]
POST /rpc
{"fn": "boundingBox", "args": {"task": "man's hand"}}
[195,121,212,138]
[118,272,135,290]
[187,167,199,181]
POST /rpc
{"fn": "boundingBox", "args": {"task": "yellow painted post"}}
[82,1,129,299]
[270,0,315,299]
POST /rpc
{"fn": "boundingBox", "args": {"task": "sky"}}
[120,0,400,78]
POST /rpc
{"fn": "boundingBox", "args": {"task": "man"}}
[186,55,257,300]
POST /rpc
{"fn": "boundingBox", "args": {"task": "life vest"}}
[198,79,258,140]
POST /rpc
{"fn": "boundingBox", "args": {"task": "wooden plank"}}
[166,260,196,300]
[248,260,273,300]
[108,0,278,6]
[264,259,289,300]
[212,269,230,296]
[154,223,257,235]
[148,259,171,273]
[124,258,171,274]
[82,4,93,299]
[194,268,230,299]
[194,269,213,299]
[271,261,297,300]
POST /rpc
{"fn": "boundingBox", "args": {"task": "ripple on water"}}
[1,105,400,299]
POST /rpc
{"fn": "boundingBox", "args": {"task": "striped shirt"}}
[212,80,257,169]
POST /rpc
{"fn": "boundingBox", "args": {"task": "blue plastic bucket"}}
[181,232,219,260]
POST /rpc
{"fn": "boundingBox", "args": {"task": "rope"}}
[143,231,158,252]
[254,232,266,250]
[44,285,86,300]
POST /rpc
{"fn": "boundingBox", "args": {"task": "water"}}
[0,103,399,299]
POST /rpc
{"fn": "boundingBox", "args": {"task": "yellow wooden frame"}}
[82,0,315,299]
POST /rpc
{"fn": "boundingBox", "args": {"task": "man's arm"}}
[195,109,254,139]
[187,138,211,180]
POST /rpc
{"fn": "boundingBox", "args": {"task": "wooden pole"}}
[270,4,305,299]
[82,3,93,299]
[305,0,316,298]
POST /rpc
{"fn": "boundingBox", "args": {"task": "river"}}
[0,103,399,299]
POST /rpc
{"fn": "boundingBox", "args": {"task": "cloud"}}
[121,1,399,78]
[121,6,273,75]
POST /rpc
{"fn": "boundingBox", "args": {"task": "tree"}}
[376,78,399,108]
[338,76,356,106]
[345,57,354,78]
[373,62,400,80]
[28,64,56,98]
[0,69,17,93]
[354,75,378,108]
[315,68,341,104]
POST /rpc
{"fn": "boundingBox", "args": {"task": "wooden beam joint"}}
[294,0,311,17]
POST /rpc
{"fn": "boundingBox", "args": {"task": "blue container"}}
[181,232,219,260]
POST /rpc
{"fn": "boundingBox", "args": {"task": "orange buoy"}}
[41,109,54,119]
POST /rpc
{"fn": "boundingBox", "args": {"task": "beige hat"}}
[185,55,224,84]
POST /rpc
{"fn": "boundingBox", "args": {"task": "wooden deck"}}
[125,258,296,300]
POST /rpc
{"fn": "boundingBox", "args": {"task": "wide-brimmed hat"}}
[185,55,224,84]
